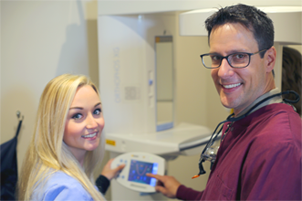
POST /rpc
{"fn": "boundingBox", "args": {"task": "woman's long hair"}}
[18,74,105,200]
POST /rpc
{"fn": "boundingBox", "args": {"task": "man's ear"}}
[265,46,277,73]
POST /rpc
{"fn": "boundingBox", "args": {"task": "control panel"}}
[111,152,165,192]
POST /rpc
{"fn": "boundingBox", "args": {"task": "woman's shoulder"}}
[47,171,79,184]
[32,170,93,201]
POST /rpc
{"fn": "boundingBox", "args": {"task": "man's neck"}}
[234,88,282,117]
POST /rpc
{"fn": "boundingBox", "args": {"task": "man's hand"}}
[146,173,181,198]
[101,158,125,180]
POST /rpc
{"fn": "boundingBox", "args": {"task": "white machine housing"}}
[97,5,213,201]
[98,11,212,156]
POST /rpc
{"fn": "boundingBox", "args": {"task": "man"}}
[147,4,302,200]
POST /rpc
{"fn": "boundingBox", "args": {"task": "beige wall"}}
[1,0,100,139]
[1,0,108,197]
[288,45,302,53]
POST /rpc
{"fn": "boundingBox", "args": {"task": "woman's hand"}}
[101,158,125,180]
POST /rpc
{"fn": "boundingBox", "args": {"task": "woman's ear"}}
[265,46,277,73]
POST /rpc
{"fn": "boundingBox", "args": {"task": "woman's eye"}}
[94,108,101,115]
[72,113,82,120]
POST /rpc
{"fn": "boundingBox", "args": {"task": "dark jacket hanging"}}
[1,116,23,200]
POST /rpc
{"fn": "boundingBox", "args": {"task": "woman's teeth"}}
[82,132,97,138]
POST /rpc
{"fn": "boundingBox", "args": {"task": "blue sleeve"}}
[43,182,93,201]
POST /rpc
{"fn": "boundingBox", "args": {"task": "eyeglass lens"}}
[202,53,250,68]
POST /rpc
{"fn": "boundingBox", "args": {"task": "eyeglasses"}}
[200,48,269,69]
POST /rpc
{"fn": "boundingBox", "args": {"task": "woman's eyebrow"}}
[94,102,101,108]
[69,102,101,110]
[69,107,83,110]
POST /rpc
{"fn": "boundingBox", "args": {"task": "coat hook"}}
[16,111,23,120]
[16,111,20,119]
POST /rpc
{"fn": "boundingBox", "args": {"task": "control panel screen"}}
[128,160,158,186]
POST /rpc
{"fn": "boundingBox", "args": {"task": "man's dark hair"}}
[205,4,274,57]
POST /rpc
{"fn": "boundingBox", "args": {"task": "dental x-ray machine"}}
[97,5,213,200]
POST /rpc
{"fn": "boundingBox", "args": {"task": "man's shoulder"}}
[252,103,301,129]
[246,104,301,151]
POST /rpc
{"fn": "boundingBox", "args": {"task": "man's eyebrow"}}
[209,49,248,55]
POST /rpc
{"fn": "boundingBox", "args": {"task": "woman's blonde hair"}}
[18,74,105,200]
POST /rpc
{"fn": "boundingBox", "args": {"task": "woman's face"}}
[64,85,104,164]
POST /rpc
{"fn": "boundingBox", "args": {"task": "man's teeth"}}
[82,133,97,138]
[223,83,241,89]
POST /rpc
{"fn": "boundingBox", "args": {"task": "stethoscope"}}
[189,90,300,179]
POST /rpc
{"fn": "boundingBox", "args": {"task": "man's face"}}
[210,23,273,115]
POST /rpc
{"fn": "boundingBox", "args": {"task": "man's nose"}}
[217,58,234,78]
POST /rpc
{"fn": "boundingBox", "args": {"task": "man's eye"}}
[210,55,222,65]
[233,53,248,60]
[211,55,221,61]
[72,113,82,120]
[94,108,101,115]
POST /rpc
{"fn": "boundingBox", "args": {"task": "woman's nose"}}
[85,114,98,129]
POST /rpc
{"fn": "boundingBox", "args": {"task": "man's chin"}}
[220,98,234,109]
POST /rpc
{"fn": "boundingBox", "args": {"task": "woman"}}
[282,46,302,116]
[18,74,123,200]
